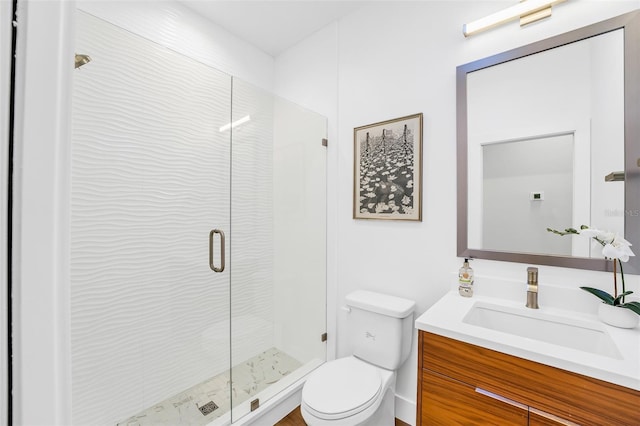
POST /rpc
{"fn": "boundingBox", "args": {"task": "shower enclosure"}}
[70,11,326,425]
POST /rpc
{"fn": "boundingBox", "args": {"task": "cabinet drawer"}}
[421,369,528,426]
[421,331,640,425]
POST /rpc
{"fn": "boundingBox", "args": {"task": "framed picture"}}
[353,113,423,221]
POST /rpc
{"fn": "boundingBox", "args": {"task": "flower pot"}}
[598,303,639,329]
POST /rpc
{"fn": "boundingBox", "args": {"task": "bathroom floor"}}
[118,347,301,425]
[275,407,411,426]
[275,407,305,426]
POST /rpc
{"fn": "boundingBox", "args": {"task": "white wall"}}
[12,1,75,424]
[0,0,11,423]
[273,1,640,424]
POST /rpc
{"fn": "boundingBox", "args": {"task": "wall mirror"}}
[457,11,640,274]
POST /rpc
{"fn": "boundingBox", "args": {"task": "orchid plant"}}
[547,225,640,316]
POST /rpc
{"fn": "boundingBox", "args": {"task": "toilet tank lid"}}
[345,290,415,318]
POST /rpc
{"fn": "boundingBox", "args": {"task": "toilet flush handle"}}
[341,306,351,314]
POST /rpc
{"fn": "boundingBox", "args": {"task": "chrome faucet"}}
[526,267,539,309]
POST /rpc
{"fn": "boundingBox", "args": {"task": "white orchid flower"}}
[567,226,635,261]
[602,235,635,262]
[578,228,617,245]
[548,225,637,305]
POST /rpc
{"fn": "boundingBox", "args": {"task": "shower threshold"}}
[118,347,302,426]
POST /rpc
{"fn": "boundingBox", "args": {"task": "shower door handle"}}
[209,229,225,272]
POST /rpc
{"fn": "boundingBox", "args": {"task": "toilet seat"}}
[302,357,383,421]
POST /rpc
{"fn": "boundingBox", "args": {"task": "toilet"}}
[301,290,415,426]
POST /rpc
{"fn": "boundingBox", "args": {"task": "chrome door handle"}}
[209,229,225,272]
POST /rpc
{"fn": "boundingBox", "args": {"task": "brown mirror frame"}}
[457,10,640,274]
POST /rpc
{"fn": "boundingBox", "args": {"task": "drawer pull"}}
[530,407,581,426]
[474,387,527,410]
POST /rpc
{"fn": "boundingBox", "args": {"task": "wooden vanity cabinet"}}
[417,331,640,426]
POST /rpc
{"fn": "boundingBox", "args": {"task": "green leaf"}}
[613,291,634,306]
[580,286,615,304]
[620,301,640,316]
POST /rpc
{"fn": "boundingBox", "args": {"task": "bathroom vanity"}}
[444,9,640,424]
[417,331,639,425]
[415,288,640,425]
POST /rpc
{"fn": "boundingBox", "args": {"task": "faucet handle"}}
[526,267,540,309]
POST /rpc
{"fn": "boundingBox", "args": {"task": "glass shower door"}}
[72,10,328,426]
[71,11,232,425]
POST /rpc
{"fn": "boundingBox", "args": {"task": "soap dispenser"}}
[458,258,474,297]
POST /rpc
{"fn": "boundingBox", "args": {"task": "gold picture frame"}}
[353,113,423,221]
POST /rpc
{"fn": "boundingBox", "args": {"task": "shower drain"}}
[197,401,219,416]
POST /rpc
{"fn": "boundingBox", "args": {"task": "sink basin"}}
[462,302,622,359]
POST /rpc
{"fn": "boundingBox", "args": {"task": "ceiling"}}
[180,1,369,56]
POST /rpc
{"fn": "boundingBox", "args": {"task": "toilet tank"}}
[345,290,415,370]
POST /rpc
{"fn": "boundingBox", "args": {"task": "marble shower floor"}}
[118,347,302,426]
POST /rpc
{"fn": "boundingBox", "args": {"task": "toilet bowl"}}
[301,356,395,425]
[300,290,415,426]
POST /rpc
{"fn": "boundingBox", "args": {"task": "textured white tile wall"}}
[72,12,236,424]
[76,0,275,92]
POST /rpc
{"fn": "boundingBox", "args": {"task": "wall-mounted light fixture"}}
[463,0,567,37]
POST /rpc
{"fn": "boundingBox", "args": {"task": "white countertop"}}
[415,286,640,391]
